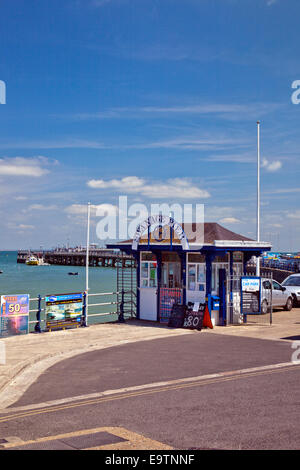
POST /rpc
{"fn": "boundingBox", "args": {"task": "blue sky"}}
[0,0,300,250]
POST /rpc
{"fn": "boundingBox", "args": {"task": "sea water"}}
[0,251,119,330]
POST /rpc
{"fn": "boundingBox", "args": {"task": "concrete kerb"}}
[0,322,194,410]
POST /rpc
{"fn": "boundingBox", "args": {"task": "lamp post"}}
[256,121,261,276]
[85,202,91,324]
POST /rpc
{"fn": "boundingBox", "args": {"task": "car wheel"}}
[284,297,293,311]
[261,300,268,315]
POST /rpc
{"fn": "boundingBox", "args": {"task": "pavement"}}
[0,307,299,410]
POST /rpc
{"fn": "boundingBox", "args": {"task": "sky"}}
[0,0,300,250]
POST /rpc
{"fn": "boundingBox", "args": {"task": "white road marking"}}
[1,360,299,415]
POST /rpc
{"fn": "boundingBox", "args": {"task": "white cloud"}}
[18,224,35,230]
[287,210,300,219]
[87,176,210,199]
[14,196,28,201]
[0,157,50,177]
[267,223,283,228]
[264,187,300,195]
[6,222,35,230]
[219,217,240,224]
[0,136,247,151]
[65,203,118,217]
[88,176,144,190]
[24,204,58,212]
[67,102,281,121]
[261,158,282,172]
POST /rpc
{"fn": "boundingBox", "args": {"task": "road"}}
[0,333,300,450]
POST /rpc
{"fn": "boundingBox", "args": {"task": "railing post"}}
[82,291,88,327]
[34,295,42,333]
[118,290,125,323]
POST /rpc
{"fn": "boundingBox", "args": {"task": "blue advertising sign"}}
[45,293,83,331]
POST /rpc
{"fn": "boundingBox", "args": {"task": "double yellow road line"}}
[0,363,299,424]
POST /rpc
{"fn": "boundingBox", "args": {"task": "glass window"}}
[141,262,148,279]
[188,265,196,290]
[233,251,243,262]
[273,281,282,290]
[197,264,205,283]
[214,255,229,263]
[233,263,243,276]
[212,263,228,293]
[140,261,157,288]
[162,252,181,262]
[187,263,206,292]
[141,252,157,261]
[282,276,300,287]
[263,280,272,290]
[188,253,205,263]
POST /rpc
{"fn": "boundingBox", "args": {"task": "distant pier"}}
[17,249,135,268]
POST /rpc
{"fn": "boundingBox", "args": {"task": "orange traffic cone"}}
[203,304,213,329]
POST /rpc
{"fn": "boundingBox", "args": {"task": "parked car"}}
[281,273,300,306]
[261,278,293,314]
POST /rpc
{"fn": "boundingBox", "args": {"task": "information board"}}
[45,293,83,331]
[241,277,261,314]
[0,294,29,337]
[168,304,186,328]
[182,302,205,330]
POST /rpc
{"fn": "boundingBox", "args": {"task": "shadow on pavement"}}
[280,335,300,341]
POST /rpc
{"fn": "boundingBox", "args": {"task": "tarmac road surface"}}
[1,333,300,450]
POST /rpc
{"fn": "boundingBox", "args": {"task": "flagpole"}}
[85,202,91,324]
[256,121,260,276]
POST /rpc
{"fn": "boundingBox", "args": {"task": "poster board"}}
[241,277,261,314]
[159,288,183,323]
[182,302,205,330]
[0,294,29,337]
[168,304,186,328]
[45,293,83,331]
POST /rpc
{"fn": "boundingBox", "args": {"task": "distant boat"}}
[0,270,3,274]
[25,255,49,266]
[68,272,79,276]
[26,255,39,265]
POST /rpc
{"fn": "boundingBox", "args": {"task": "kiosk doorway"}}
[140,253,157,321]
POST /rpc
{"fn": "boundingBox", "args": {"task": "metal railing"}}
[28,289,137,333]
[261,258,300,273]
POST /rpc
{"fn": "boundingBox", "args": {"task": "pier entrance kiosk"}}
[108,218,271,325]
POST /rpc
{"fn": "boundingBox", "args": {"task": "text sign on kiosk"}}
[183,302,205,330]
[241,277,261,315]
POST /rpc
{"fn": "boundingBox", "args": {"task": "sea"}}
[0,251,118,331]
